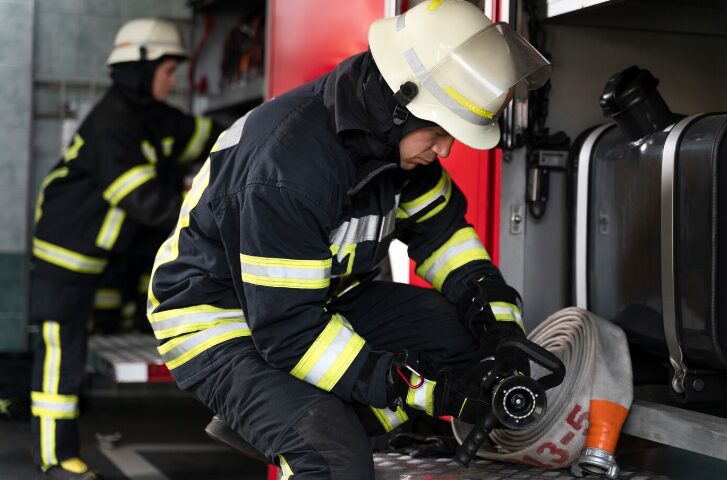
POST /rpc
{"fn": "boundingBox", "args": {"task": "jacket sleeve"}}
[95,128,181,232]
[167,110,224,166]
[396,160,518,312]
[236,183,393,407]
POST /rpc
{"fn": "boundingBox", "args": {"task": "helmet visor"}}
[404,22,551,127]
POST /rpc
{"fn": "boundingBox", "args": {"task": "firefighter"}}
[148,0,550,478]
[30,18,222,479]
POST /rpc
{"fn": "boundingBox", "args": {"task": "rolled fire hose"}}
[452,307,633,478]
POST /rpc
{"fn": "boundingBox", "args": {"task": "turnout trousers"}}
[188,281,481,479]
[29,273,98,468]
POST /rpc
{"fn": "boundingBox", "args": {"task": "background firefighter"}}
[29,18,223,479]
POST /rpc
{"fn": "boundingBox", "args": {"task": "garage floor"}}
[1,390,726,480]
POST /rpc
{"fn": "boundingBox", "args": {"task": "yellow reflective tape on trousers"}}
[179,116,212,163]
[290,313,365,392]
[103,164,156,206]
[240,254,331,289]
[405,375,436,416]
[416,227,490,291]
[63,133,84,162]
[33,238,107,274]
[158,321,251,370]
[95,207,126,250]
[397,170,452,222]
[35,167,69,223]
[31,392,79,420]
[41,322,61,394]
[370,406,409,432]
[490,301,525,332]
[148,159,211,310]
[149,305,246,340]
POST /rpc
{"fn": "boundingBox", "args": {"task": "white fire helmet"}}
[107,18,188,65]
[369,0,551,150]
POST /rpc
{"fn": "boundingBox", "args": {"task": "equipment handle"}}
[496,337,565,390]
[453,411,499,467]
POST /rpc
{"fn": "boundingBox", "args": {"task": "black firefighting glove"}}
[457,277,530,376]
[386,351,490,424]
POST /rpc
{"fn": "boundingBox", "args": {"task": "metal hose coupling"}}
[570,447,620,479]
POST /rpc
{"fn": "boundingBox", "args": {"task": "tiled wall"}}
[0,0,192,351]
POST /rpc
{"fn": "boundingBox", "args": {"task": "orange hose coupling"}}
[571,399,629,478]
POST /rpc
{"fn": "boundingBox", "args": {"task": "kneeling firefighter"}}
[148,1,551,478]
[30,18,222,479]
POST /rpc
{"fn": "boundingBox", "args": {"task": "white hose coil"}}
[453,307,633,468]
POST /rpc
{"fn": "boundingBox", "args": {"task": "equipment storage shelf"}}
[536,0,727,37]
[188,0,267,123]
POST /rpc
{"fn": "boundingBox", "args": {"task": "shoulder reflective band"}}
[416,227,490,290]
[158,321,251,370]
[406,374,436,416]
[35,167,69,223]
[489,301,525,332]
[213,111,252,153]
[141,140,158,165]
[148,159,211,309]
[149,305,246,340]
[33,238,107,274]
[398,169,452,222]
[240,254,331,289]
[95,207,126,250]
[103,164,156,206]
[179,116,213,163]
[290,313,366,392]
[63,134,84,163]
[371,406,409,432]
[31,391,79,420]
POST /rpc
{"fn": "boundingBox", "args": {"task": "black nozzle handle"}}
[496,337,566,391]
[454,411,499,467]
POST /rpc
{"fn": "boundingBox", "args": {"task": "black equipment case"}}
[573,66,727,403]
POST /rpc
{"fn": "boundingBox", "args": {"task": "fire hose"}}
[452,307,633,478]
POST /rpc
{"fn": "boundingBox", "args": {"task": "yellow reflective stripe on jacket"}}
[158,321,251,370]
[370,406,408,432]
[95,207,126,250]
[33,238,107,274]
[35,167,69,223]
[240,254,331,289]
[398,170,452,222]
[141,140,158,165]
[179,116,212,163]
[94,288,122,310]
[103,164,156,206]
[149,159,211,309]
[290,313,365,391]
[63,133,84,162]
[149,305,246,339]
[279,455,293,480]
[31,392,79,420]
[490,301,525,332]
[405,375,436,416]
[162,136,175,157]
[416,227,490,290]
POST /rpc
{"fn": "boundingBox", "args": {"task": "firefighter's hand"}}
[432,363,491,424]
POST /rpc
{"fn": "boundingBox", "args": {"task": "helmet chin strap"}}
[382,81,420,161]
